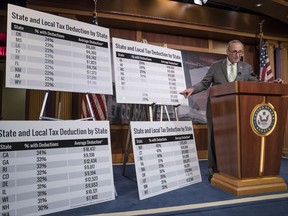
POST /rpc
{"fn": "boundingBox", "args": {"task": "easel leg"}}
[85,93,96,121]
[164,105,170,121]
[39,91,49,120]
[159,105,171,121]
[57,92,62,119]
[160,105,163,121]
[122,104,134,176]
[174,104,180,121]
[149,104,154,121]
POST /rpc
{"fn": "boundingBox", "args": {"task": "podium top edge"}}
[210,81,288,97]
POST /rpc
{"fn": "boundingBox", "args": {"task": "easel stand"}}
[39,92,96,121]
[122,103,180,176]
[160,104,180,121]
[39,91,62,120]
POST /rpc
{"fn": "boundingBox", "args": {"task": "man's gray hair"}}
[227,40,244,49]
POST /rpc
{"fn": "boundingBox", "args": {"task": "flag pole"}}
[81,0,99,121]
[258,19,265,45]
[93,0,98,25]
[258,20,264,38]
[81,0,108,121]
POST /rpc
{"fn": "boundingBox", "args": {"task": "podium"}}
[210,81,288,196]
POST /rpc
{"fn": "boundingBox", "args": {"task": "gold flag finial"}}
[93,0,98,16]
[92,0,98,25]
[258,19,265,38]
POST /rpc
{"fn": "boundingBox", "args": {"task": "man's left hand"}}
[272,78,285,83]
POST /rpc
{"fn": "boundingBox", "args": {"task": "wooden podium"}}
[210,81,288,196]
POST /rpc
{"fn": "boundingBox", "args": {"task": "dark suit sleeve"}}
[191,61,223,94]
[192,67,214,94]
[192,60,228,94]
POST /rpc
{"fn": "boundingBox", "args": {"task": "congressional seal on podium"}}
[250,102,277,137]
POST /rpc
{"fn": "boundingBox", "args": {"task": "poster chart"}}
[112,37,188,105]
[131,121,202,200]
[6,4,113,94]
[0,121,114,216]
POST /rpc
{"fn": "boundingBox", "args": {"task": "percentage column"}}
[36,149,49,212]
[139,61,149,102]
[44,37,55,88]
[156,143,168,191]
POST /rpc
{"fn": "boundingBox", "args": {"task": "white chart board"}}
[0,121,115,216]
[131,121,202,200]
[6,4,113,94]
[112,37,188,105]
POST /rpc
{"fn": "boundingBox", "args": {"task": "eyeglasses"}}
[228,49,243,55]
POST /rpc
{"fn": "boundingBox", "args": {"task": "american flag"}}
[259,39,274,82]
[81,10,108,120]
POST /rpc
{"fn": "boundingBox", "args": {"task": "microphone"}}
[250,73,259,79]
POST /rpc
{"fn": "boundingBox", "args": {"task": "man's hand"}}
[180,88,194,98]
[271,78,285,83]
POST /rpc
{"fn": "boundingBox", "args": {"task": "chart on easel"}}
[0,120,115,216]
[112,37,188,106]
[6,4,113,95]
[131,121,202,200]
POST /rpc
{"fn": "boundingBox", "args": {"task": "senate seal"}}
[250,102,277,137]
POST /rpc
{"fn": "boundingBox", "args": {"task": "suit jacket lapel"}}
[221,59,228,81]
[237,61,244,76]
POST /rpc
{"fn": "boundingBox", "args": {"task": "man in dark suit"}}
[180,40,260,182]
